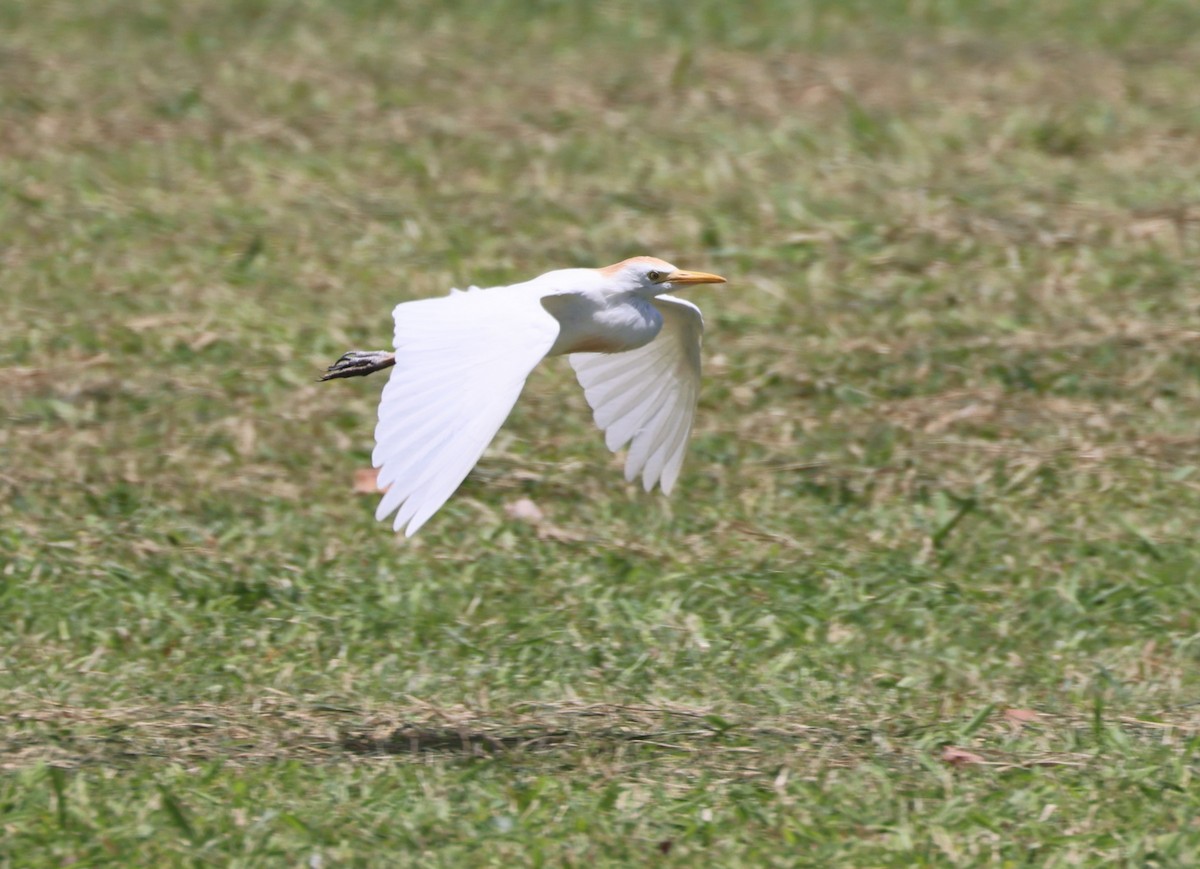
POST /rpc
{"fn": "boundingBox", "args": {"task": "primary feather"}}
[569,295,703,494]
[372,285,560,535]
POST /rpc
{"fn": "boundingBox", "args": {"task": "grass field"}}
[4,0,1200,864]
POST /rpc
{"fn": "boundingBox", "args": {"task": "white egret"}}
[322,256,726,535]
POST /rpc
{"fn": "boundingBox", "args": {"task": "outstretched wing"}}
[569,294,703,494]
[373,286,560,535]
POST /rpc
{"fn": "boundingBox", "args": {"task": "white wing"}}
[569,294,703,494]
[372,286,560,536]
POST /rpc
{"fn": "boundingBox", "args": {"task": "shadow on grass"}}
[336,716,794,757]
[340,725,576,756]
[7,700,1197,773]
[1,700,819,769]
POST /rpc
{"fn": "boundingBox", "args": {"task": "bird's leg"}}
[320,350,396,381]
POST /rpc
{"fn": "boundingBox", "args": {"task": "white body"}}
[369,257,722,535]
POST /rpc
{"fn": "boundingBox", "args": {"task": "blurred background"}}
[4,0,1200,862]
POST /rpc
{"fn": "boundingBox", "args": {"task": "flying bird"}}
[322,256,726,536]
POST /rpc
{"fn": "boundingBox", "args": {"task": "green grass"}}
[4,0,1200,864]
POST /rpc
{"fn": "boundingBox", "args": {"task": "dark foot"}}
[320,350,396,381]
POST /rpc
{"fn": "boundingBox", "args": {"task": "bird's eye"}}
[647,270,664,282]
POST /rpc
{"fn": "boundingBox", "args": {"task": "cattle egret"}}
[322,256,726,535]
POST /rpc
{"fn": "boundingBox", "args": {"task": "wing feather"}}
[569,294,703,494]
[371,286,559,535]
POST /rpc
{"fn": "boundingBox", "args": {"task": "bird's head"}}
[599,256,726,298]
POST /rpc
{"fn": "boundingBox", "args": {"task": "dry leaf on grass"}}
[504,497,545,524]
[503,497,586,542]
[941,746,985,767]
[353,468,385,494]
[1003,708,1040,729]
[189,331,221,352]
